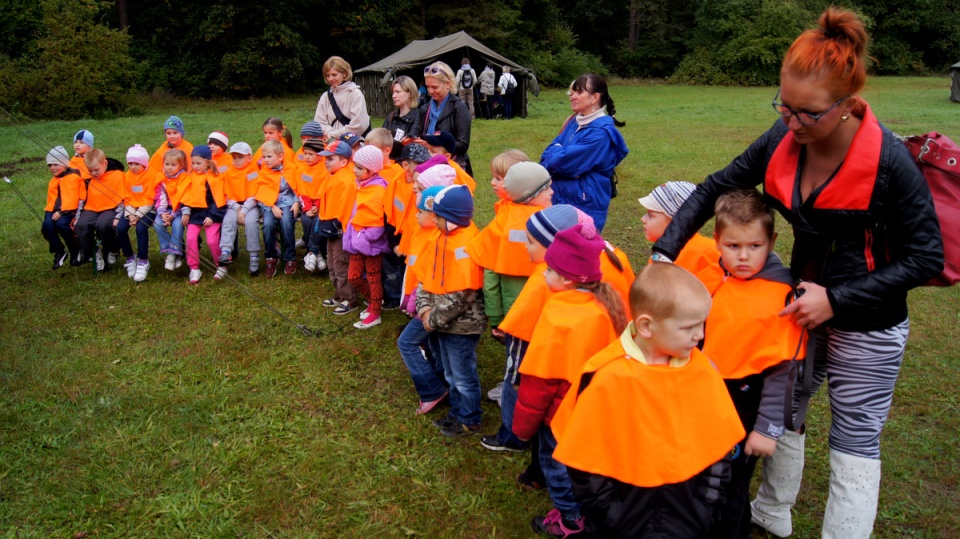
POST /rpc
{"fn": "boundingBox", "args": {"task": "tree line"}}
[2,0,958,119]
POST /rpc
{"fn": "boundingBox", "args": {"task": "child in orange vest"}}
[41,146,84,269]
[253,117,296,168]
[697,189,804,538]
[296,121,325,164]
[366,128,406,308]
[177,146,227,284]
[344,145,390,329]
[117,144,161,281]
[412,185,487,436]
[76,149,125,271]
[551,263,745,538]
[254,139,301,277]
[512,223,628,537]
[219,142,259,273]
[318,140,359,313]
[71,130,94,179]
[421,132,476,193]
[207,131,231,174]
[297,139,329,273]
[149,116,194,173]
[640,181,718,274]
[156,149,188,271]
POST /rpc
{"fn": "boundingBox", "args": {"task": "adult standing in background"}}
[455,58,478,119]
[382,75,422,161]
[314,56,370,140]
[419,61,473,175]
[497,67,518,120]
[478,63,496,120]
[653,8,942,538]
[539,73,628,232]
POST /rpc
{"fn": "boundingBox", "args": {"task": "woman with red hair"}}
[653,8,943,538]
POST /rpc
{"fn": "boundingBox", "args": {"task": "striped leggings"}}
[799,320,909,459]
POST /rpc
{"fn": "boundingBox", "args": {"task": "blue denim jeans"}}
[539,424,581,517]
[117,212,156,260]
[397,318,447,402]
[260,203,296,261]
[154,210,184,255]
[494,375,527,448]
[436,332,482,427]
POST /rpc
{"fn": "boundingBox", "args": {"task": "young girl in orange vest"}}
[156,149,188,271]
[71,130,94,179]
[118,145,161,281]
[149,116,194,173]
[176,146,227,284]
[512,223,629,537]
[253,117,295,168]
[344,145,390,329]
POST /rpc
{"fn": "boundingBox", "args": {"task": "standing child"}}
[412,185,487,436]
[364,127,405,307]
[71,130,94,179]
[208,132,232,173]
[550,263,745,538]
[420,132,476,193]
[176,146,228,284]
[254,139,300,277]
[149,116,194,173]
[75,149,125,271]
[41,146,85,269]
[512,223,628,536]
[698,190,804,538]
[220,142,260,273]
[156,150,188,271]
[318,140,359,313]
[639,181,717,274]
[117,145,160,281]
[297,139,329,273]
[344,145,390,329]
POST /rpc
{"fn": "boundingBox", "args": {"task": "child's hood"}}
[105,157,125,173]
[721,252,792,285]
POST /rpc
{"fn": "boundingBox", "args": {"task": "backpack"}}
[902,132,960,286]
[461,70,474,89]
[505,75,516,94]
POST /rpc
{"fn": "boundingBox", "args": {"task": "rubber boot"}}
[750,430,805,537]
[822,450,881,539]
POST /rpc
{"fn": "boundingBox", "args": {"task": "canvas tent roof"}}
[355,31,539,118]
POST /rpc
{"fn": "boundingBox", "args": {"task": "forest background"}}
[2,0,959,120]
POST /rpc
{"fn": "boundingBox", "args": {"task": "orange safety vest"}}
[212,152,232,175]
[176,171,227,210]
[45,171,85,212]
[320,165,358,225]
[466,200,542,276]
[254,167,295,207]
[85,170,125,212]
[600,244,635,316]
[252,141,297,170]
[413,224,484,294]
[518,289,619,384]
[701,272,806,379]
[149,140,194,174]
[403,224,431,295]
[382,162,410,228]
[295,160,329,201]
[450,160,477,194]
[350,176,386,230]
[124,168,160,208]
[161,172,184,209]
[553,341,745,488]
[223,162,258,202]
[396,188,423,254]
[675,233,718,277]
[69,155,90,180]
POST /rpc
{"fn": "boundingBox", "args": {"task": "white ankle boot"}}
[822,450,881,539]
[751,430,805,537]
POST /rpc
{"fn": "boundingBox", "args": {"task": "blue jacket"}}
[540,115,629,232]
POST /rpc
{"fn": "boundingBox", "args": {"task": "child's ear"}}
[771,231,778,245]
[635,314,654,339]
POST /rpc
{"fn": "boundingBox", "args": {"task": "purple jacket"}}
[343,175,389,256]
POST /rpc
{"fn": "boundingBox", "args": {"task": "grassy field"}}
[0,78,958,538]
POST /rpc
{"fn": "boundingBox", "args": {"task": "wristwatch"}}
[650,253,673,263]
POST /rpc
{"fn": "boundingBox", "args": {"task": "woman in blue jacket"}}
[540,74,629,232]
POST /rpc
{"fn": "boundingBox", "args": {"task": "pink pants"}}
[186,223,222,270]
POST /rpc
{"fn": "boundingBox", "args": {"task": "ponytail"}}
[280,126,294,150]
[583,281,628,334]
[603,243,625,273]
[571,73,626,128]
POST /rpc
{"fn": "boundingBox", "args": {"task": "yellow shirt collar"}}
[620,321,690,368]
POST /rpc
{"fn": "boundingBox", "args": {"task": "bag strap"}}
[905,133,960,176]
[327,89,351,127]
[784,327,816,434]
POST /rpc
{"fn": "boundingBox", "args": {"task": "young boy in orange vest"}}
[412,185,487,437]
[318,140,359,313]
[697,189,804,538]
[551,262,745,538]
[639,181,718,275]
[297,139,329,273]
[254,139,301,278]
[220,142,260,273]
[71,130,94,179]
[76,148,125,271]
[42,146,85,269]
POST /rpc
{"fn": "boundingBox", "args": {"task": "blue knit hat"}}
[191,145,212,160]
[74,130,94,148]
[164,116,185,136]
[417,185,445,212]
[300,121,324,138]
[431,185,473,228]
[526,204,595,248]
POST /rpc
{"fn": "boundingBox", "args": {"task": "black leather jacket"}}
[654,118,943,331]
[382,107,422,161]
[419,93,473,175]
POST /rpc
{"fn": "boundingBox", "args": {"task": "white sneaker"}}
[353,314,382,329]
[295,238,306,249]
[487,381,504,404]
[133,260,150,282]
[359,309,370,319]
[107,251,119,266]
[214,266,228,280]
[304,252,317,272]
[315,253,327,271]
[164,254,176,271]
[189,268,202,284]
[95,250,105,272]
[175,256,183,269]
[124,257,137,278]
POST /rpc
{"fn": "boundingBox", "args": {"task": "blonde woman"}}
[418,61,473,175]
[382,75,422,161]
[314,56,371,140]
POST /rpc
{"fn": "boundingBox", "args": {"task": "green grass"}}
[1,77,958,537]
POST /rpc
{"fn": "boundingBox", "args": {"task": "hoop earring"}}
[841,112,850,122]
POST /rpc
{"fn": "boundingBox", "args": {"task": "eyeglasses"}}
[771,89,849,126]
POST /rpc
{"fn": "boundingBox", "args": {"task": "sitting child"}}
[117,144,160,281]
[177,146,228,284]
[149,116,194,173]
[41,146,84,269]
[71,130,94,179]
[75,149,125,271]
[297,139,329,273]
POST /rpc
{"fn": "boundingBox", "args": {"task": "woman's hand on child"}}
[779,281,834,329]
[744,431,777,458]
[272,206,282,219]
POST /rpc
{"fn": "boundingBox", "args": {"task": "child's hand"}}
[292,202,301,218]
[272,206,282,219]
[181,214,189,227]
[203,217,213,227]
[307,207,318,217]
[420,308,433,331]
[237,212,245,226]
[744,431,777,458]
[52,211,61,221]
[129,215,139,226]
[162,213,173,225]
[113,218,119,228]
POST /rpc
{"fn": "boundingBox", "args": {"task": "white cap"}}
[228,142,253,155]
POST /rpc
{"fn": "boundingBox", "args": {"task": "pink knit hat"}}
[414,154,449,174]
[417,164,457,188]
[352,145,384,173]
[126,144,150,167]
[544,223,604,283]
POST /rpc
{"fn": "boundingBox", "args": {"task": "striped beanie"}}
[638,181,697,218]
[526,204,595,248]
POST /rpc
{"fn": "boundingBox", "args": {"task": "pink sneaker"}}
[531,508,584,538]
[415,391,448,415]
